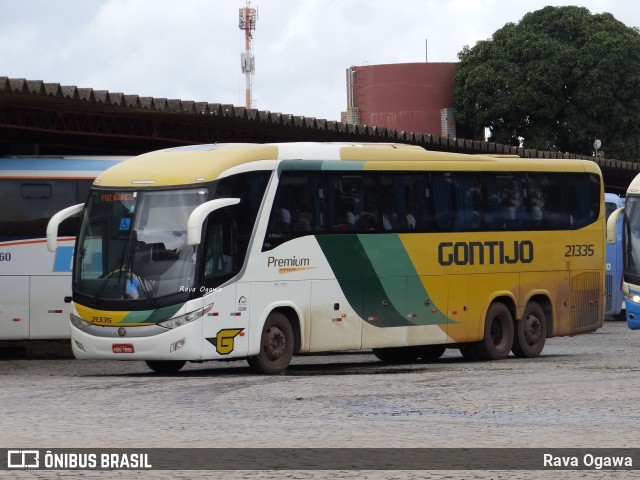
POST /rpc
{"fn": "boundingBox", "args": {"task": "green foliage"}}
[453,6,640,161]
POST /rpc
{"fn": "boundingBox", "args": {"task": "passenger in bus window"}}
[358,213,378,232]
[272,207,291,232]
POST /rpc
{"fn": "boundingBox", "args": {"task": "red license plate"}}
[112,343,134,354]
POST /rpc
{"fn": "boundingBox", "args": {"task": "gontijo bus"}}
[0,155,126,340]
[47,143,605,373]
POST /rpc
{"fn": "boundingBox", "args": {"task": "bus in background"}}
[604,193,625,320]
[0,156,127,340]
[608,178,640,329]
[48,143,605,374]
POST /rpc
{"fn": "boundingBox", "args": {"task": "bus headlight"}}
[625,293,640,304]
[70,313,92,330]
[159,305,212,329]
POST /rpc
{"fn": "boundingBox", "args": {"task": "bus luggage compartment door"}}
[0,276,30,339]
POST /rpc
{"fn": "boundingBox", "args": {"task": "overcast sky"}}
[1,0,638,121]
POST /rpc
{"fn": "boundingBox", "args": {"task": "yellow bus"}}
[47,143,605,374]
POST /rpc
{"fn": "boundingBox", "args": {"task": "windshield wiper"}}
[91,247,127,307]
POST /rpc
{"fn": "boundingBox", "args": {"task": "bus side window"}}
[567,173,601,229]
[380,174,423,232]
[263,171,326,251]
[0,179,84,240]
[494,173,529,229]
[203,216,237,288]
[432,173,455,231]
[453,173,481,231]
[528,173,569,229]
[327,172,379,233]
[482,174,503,230]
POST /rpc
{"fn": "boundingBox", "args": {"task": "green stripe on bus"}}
[121,303,185,324]
[316,235,453,327]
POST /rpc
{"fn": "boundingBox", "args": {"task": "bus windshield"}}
[74,188,208,305]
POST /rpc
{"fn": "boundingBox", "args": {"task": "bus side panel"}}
[414,275,469,347]
[29,276,71,339]
[309,279,362,352]
[462,272,520,343]
[604,215,624,317]
[247,279,311,356]
[0,276,30,339]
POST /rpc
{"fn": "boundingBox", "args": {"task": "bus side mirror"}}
[187,198,240,246]
[46,203,84,252]
[606,207,624,244]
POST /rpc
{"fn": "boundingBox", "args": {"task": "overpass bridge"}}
[0,76,637,194]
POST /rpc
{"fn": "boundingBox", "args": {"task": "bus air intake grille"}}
[571,271,601,330]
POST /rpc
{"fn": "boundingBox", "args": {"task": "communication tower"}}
[239,1,257,109]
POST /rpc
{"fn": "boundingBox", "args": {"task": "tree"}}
[453,6,640,161]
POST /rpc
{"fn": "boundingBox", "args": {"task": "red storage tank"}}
[346,62,457,136]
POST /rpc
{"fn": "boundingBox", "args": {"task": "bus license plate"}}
[112,343,134,354]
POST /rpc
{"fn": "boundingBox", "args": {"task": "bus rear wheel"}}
[475,302,514,360]
[512,301,547,358]
[247,312,294,374]
[145,360,186,374]
[372,346,420,363]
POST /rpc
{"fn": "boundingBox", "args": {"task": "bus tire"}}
[145,360,186,374]
[512,301,547,358]
[475,302,514,360]
[247,312,294,374]
[372,347,420,363]
[417,344,446,360]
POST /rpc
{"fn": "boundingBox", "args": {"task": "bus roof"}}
[92,143,602,188]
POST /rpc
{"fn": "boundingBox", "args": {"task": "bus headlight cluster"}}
[625,293,640,304]
[159,305,212,330]
[70,313,92,330]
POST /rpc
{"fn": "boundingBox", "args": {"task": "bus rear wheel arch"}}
[512,300,547,358]
[247,311,295,374]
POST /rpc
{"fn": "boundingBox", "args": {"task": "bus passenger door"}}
[310,279,361,351]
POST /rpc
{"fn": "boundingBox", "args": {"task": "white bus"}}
[48,143,604,373]
[1,156,126,340]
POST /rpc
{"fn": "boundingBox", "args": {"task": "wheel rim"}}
[490,316,506,347]
[523,313,543,346]
[264,325,286,361]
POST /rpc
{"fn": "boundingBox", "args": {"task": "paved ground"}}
[1,319,639,479]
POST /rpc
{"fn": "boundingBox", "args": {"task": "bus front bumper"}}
[70,319,203,360]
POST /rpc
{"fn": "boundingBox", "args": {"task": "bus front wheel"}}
[475,302,514,360]
[247,312,294,374]
[512,301,547,358]
[145,360,186,374]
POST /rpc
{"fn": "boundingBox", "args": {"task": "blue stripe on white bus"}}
[0,158,120,171]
